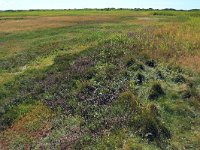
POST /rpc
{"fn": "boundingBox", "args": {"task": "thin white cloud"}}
[0,0,18,10]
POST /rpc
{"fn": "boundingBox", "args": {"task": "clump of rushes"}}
[148,82,165,100]
[172,74,186,83]
[124,55,136,68]
[156,70,164,80]
[118,91,138,112]
[132,104,171,143]
[179,89,192,99]
[135,73,145,85]
[145,59,157,68]
[131,63,145,71]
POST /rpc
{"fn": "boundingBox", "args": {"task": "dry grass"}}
[0,41,26,58]
[133,21,200,71]
[0,103,53,149]
[0,73,16,85]
[0,16,116,32]
[177,54,200,71]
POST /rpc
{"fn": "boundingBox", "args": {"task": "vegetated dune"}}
[0,10,200,149]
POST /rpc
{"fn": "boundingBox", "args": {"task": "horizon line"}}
[1,8,200,11]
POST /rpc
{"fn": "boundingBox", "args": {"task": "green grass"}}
[0,9,200,150]
[0,9,141,17]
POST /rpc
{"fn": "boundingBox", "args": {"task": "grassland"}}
[0,9,200,149]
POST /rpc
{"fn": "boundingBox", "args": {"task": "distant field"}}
[0,10,200,149]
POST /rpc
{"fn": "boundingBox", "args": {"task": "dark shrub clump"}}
[172,75,185,83]
[145,60,157,68]
[148,83,165,100]
[135,73,145,85]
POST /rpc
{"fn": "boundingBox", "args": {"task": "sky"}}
[0,0,200,10]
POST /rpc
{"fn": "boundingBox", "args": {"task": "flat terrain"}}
[0,10,200,149]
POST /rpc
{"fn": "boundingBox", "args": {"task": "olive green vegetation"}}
[0,10,200,149]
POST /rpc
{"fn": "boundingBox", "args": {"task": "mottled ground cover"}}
[0,9,200,149]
